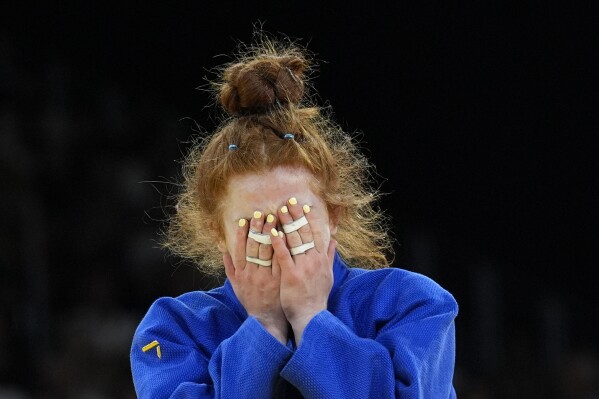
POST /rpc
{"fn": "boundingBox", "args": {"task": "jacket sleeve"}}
[130,295,293,398]
[279,272,458,399]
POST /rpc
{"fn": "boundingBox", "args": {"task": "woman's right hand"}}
[223,211,289,344]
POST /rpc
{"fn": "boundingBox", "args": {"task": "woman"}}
[130,36,458,398]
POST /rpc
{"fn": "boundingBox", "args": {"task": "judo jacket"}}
[131,253,458,398]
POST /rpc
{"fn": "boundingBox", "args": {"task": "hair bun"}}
[219,55,307,115]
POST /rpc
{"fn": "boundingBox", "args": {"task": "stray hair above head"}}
[163,31,394,275]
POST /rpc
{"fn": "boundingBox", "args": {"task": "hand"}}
[224,211,288,344]
[271,197,336,345]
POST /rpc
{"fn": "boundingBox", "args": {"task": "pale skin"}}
[219,166,338,345]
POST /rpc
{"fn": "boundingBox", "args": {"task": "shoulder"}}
[132,284,244,351]
[334,266,458,322]
[139,286,236,324]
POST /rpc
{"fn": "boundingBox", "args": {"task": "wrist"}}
[287,305,324,329]
[289,311,321,346]
[254,314,289,344]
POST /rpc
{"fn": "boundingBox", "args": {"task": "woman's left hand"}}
[271,197,336,345]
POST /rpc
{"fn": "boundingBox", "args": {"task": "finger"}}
[278,200,303,249]
[289,199,314,246]
[246,210,264,262]
[223,253,237,284]
[298,204,314,247]
[271,227,294,270]
[269,228,283,278]
[305,208,325,254]
[263,213,277,234]
[233,218,249,270]
[258,214,276,271]
[327,239,337,269]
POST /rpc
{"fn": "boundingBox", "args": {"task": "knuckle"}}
[299,225,311,234]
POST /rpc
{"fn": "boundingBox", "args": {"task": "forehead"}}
[223,167,321,214]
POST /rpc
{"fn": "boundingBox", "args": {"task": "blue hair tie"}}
[228,144,238,150]
[283,133,295,140]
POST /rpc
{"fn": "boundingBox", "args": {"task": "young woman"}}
[130,36,458,398]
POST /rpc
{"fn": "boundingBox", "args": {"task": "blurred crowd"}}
[1,31,598,398]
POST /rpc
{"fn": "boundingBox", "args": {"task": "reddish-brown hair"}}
[163,36,394,275]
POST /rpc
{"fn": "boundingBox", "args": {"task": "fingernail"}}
[278,231,284,238]
[266,214,275,223]
[303,204,310,213]
[238,218,246,227]
[253,210,262,219]
[271,228,278,236]
[288,197,297,205]
[280,205,288,213]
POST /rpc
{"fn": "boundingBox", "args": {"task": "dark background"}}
[1,1,598,398]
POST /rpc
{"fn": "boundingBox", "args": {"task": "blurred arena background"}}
[1,2,598,398]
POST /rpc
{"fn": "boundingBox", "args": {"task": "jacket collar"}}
[223,250,350,316]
